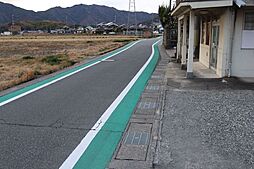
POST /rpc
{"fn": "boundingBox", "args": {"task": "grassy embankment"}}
[0,35,139,91]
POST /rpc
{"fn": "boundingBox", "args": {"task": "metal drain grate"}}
[146,85,160,90]
[138,102,157,109]
[124,131,149,145]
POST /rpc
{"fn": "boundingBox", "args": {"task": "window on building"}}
[244,12,254,30]
[201,20,210,45]
[201,20,206,44]
[242,11,254,49]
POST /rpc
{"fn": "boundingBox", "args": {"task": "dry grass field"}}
[0,35,139,91]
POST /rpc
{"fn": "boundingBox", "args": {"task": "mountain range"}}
[0,2,158,26]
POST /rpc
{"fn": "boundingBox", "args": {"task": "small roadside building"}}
[172,0,254,78]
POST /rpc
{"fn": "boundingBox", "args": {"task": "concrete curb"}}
[108,44,170,169]
[152,44,171,167]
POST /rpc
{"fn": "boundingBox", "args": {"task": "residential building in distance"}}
[8,25,21,35]
[172,0,254,78]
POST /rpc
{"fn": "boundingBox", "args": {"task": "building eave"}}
[172,0,234,16]
[241,3,254,6]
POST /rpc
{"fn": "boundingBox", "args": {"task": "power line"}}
[127,0,137,35]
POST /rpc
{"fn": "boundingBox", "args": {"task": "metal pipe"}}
[228,7,237,77]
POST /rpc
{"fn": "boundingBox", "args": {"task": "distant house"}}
[50,29,65,34]
[77,26,85,34]
[138,24,148,29]
[21,30,45,35]
[1,31,12,36]
[50,30,58,34]
[118,24,127,29]
[96,22,105,28]
[172,0,254,78]
[95,22,119,34]
[85,26,96,34]
[105,22,118,28]
[8,25,21,35]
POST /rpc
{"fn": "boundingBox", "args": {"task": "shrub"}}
[113,39,132,43]
[22,56,34,60]
[42,55,62,65]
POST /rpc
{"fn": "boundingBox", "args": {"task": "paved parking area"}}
[155,47,254,169]
[157,88,254,169]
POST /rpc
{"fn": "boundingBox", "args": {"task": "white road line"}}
[0,40,142,107]
[101,59,115,62]
[59,39,161,169]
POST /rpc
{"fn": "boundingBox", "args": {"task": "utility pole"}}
[12,14,14,26]
[151,14,154,31]
[114,14,117,23]
[127,0,137,35]
[65,15,68,25]
[169,0,172,11]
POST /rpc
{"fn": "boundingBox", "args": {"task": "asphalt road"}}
[0,38,158,169]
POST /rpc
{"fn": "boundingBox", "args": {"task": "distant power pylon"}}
[65,15,68,25]
[127,0,137,35]
[12,14,14,26]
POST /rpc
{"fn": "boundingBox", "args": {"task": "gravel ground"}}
[156,89,254,169]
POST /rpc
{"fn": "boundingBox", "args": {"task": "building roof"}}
[85,26,94,30]
[172,0,233,16]
[172,0,254,16]
[243,0,254,4]
[237,0,254,6]
[105,22,118,27]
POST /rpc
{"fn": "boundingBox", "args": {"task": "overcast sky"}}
[2,0,171,13]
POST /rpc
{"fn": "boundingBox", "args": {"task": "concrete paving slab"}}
[130,116,155,123]
[116,123,152,161]
[148,79,165,84]
[151,75,163,79]
[138,101,157,109]
[135,98,158,115]
[156,65,167,69]
[141,92,161,99]
[108,160,151,169]
[145,85,161,92]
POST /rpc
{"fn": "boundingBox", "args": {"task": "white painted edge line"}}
[0,40,142,107]
[59,39,162,169]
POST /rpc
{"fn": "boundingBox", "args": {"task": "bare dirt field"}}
[0,35,139,91]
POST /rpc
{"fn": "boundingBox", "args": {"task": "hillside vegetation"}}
[0,2,158,26]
